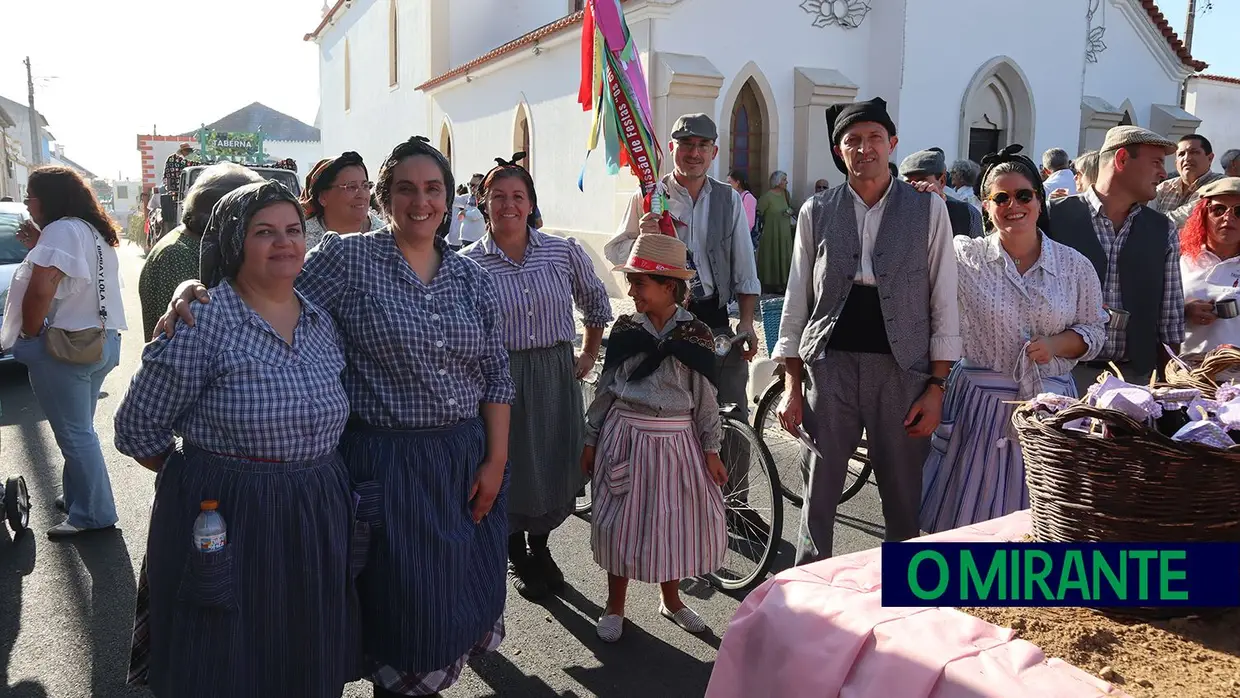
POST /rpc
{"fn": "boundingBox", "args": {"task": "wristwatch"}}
[927,376,947,391]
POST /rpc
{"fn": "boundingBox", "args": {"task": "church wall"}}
[1082,0,1183,128]
[1186,78,1240,162]
[896,0,1085,166]
[430,36,639,298]
[447,0,579,69]
[316,0,431,177]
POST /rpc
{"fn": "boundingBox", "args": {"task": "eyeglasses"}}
[986,189,1037,206]
[330,182,373,194]
[1208,203,1240,219]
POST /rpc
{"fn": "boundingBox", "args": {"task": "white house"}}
[1186,74,1240,163]
[308,0,1206,295]
[0,94,54,200]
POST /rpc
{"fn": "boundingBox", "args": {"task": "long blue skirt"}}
[919,363,1076,533]
[341,417,508,675]
[138,444,356,698]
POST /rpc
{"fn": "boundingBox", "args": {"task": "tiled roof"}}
[1140,0,1207,71]
[1191,73,1240,86]
[305,0,347,41]
[417,11,588,91]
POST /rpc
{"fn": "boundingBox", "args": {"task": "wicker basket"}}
[1013,402,1240,544]
[760,297,784,357]
[1164,345,1240,397]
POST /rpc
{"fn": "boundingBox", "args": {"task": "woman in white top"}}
[3,166,129,538]
[1179,177,1240,365]
[920,147,1106,534]
[454,173,488,247]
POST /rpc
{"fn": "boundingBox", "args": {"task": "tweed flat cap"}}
[1198,176,1240,199]
[899,149,947,177]
[671,114,718,142]
[1100,126,1175,155]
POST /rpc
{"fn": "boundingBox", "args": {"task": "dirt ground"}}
[962,606,1240,697]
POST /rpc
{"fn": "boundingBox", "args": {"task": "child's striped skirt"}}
[591,408,727,583]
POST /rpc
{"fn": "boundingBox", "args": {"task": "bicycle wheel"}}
[754,379,872,507]
[754,379,804,506]
[706,417,783,591]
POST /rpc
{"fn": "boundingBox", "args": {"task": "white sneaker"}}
[596,613,624,643]
[659,603,708,634]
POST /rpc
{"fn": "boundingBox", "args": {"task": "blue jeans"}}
[11,330,122,528]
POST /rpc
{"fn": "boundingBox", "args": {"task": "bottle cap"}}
[200,500,219,511]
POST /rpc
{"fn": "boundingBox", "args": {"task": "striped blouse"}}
[464,227,613,351]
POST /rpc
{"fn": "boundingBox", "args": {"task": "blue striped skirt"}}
[341,417,508,676]
[919,363,1077,534]
[135,444,356,698]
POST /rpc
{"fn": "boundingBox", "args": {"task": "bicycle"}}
[577,340,783,591]
[752,364,873,508]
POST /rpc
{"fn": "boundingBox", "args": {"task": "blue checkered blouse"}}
[114,282,350,461]
[297,231,515,429]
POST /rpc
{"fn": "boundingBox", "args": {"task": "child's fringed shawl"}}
[601,314,719,388]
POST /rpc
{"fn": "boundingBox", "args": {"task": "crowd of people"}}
[1,89,1238,696]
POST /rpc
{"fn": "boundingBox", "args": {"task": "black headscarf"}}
[374,136,455,240]
[824,98,898,175]
[301,151,367,219]
[479,152,539,230]
[973,144,1053,235]
[200,180,304,288]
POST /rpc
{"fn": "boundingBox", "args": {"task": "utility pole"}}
[1184,0,1197,55]
[24,57,41,167]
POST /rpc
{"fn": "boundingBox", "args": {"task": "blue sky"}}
[1161,0,1239,76]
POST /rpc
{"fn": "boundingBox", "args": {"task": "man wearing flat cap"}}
[1048,125,1186,388]
[773,97,961,563]
[899,148,983,237]
[606,113,763,517]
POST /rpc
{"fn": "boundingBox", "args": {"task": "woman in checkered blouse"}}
[156,137,515,697]
[116,180,356,698]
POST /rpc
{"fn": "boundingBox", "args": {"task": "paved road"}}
[0,242,887,698]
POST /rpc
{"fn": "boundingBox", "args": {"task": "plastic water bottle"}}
[192,500,227,553]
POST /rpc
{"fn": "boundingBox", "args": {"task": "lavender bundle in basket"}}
[1171,406,1234,449]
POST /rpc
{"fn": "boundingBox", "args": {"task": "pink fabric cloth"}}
[706,511,1129,698]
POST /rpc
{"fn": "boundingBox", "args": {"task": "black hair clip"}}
[493,152,528,169]
[980,144,1025,168]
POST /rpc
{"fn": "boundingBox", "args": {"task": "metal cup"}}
[1215,298,1239,319]
[1105,307,1130,331]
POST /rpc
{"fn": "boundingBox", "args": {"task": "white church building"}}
[308,0,1205,294]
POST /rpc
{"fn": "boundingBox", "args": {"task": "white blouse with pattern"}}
[954,233,1107,382]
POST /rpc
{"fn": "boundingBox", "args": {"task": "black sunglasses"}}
[986,189,1037,206]
[1207,203,1240,219]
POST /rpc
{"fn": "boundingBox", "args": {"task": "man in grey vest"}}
[773,98,961,564]
[607,113,761,398]
[1048,126,1185,389]
[898,148,983,237]
[606,113,763,519]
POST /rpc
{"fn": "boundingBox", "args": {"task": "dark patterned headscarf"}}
[974,144,1052,234]
[479,152,538,229]
[200,180,304,288]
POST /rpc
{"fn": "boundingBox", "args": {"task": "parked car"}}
[0,201,32,364]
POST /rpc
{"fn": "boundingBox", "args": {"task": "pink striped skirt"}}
[591,409,727,583]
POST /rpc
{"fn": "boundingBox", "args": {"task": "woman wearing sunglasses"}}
[920,145,1107,534]
[300,151,387,249]
[1179,177,1240,368]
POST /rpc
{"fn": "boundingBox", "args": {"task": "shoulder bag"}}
[44,231,106,365]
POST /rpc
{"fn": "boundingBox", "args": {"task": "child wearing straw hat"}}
[581,233,729,643]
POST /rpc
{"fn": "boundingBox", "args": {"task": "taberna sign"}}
[197,128,265,163]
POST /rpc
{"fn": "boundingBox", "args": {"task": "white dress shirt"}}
[1180,247,1240,359]
[1042,168,1078,198]
[607,177,761,300]
[773,179,962,363]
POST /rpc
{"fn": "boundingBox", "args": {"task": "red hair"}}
[1179,198,1212,261]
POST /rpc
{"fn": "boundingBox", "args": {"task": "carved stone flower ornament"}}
[800,0,871,29]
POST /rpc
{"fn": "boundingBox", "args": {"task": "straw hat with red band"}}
[612,233,696,280]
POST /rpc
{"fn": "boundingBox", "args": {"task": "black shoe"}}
[530,545,565,592]
[508,552,549,600]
